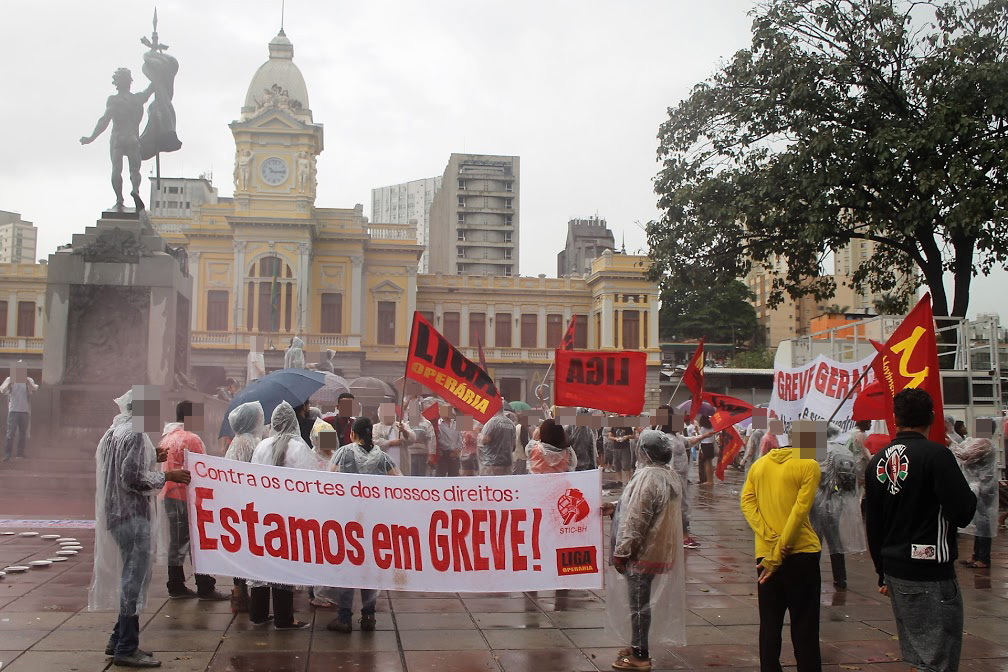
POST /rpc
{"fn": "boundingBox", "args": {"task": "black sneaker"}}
[113,651,161,667]
[106,647,152,657]
[360,614,376,632]
[197,590,229,602]
[168,588,198,600]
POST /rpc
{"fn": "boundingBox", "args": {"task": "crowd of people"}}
[87,365,1004,671]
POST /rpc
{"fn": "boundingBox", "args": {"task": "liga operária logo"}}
[877,445,909,495]
[557,488,590,525]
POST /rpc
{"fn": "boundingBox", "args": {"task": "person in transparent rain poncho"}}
[325,417,400,633]
[602,429,686,671]
[809,427,866,590]
[222,401,265,612]
[284,336,306,369]
[945,414,965,447]
[526,419,578,474]
[248,401,325,630]
[90,387,192,669]
[953,419,1000,569]
[478,407,516,475]
[565,408,599,472]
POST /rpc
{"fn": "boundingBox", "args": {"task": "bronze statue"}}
[80,12,180,212]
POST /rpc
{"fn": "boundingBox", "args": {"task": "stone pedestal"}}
[40,210,193,431]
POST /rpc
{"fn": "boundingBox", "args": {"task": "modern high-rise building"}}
[149,176,219,219]
[428,153,519,277]
[371,177,442,273]
[557,216,616,277]
[0,211,38,264]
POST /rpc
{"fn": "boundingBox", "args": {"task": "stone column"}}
[351,255,363,337]
[148,286,176,386]
[189,250,201,331]
[601,295,614,348]
[233,241,246,332]
[406,268,417,331]
[41,284,69,385]
[537,306,546,349]
[7,295,16,337]
[648,293,660,354]
[298,242,311,334]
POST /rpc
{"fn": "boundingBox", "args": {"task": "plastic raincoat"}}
[224,401,264,463]
[526,440,577,473]
[945,415,964,448]
[331,441,399,476]
[605,430,686,651]
[89,389,167,613]
[566,415,598,471]
[952,436,998,538]
[284,337,306,369]
[478,412,516,470]
[809,449,866,555]
[742,428,765,478]
[310,417,336,460]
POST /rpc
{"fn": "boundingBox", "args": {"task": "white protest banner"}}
[769,353,876,442]
[186,453,603,592]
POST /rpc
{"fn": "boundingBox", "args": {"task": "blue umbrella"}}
[219,368,327,438]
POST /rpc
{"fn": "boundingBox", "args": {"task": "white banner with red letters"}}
[769,353,876,442]
[186,453,603,592]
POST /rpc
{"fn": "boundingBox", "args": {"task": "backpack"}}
[831,453,857,493]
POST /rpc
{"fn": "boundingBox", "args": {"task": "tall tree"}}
[660,277,759,343]
[648,0,1008,319]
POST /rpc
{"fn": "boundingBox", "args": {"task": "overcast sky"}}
[0,0,1003,320]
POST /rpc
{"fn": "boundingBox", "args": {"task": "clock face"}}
[260,157,289,186]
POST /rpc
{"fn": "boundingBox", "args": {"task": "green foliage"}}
[648,0,1008,318]
[872,292,911,315]
[728,348,776,369]
[659,277,759,343]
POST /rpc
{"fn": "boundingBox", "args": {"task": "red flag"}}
[682,339,705,421]
[554,349,647,415]
[703,392,754,431]
[873,294,945,443]
[422,401,442,444]
[406,312,502,424]
[864,433,891,455]
[715,425,745,481]
[852,380,892,422]
[559,316,578,351]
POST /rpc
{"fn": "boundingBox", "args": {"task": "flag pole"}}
[825,354,880,425]
[398,311,418,425]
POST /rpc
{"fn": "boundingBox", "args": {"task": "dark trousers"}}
[249,586,294,626]
[757,552,821,672]
[974,536,992,565]
[165,498,216,595]
[627,571,657,658]
[3,411,28,459]
[107,516,152,657]
[410,453,429,477]
[436,452,460,477]
[336,588,379,623]
[829,554,847,585]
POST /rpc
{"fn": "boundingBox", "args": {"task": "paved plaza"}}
[0,470,1005,672]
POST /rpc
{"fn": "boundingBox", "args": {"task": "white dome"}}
[242,30,311,119]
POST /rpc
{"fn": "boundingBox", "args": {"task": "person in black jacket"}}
[865,388,977,672]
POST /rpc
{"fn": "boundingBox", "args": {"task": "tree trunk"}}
[950,237,975,319]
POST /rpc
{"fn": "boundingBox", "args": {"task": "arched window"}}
[245,255,296,333]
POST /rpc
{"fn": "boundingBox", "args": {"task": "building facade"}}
[0,261,46,371]
[370,177,442,273]
[149,176,220,219]
[427,153,519,277]
[557,216,616,277]
[0,212,38,265]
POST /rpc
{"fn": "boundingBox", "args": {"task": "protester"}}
[696,415,717,485]
[603,429,686,670]
[952,428,997,569]
[478,409,516,475]
[566,409,598,472]
[435,407,462,477]
[1,364,37,461]
[865,389,977,672]
[608,420,634,487]
[294,401,315,448]
[326,392,356,446]
[215,378,238,402]
[223,401,265,613]
[740,419,823,672]
[314,349,337,373]
[91,388,191,668]
[247,338,265,385]
[405,397,436,476]
[512,412,530,475]
[945,414,964,446]
[159,401,226,601]
[741,424,765,479]
[327,417,398,633]
[248,401,323,630]
[527,419,577,473]
[310,413,336,462]
[809,444,863,590]
[460,418,482,476]
[284,337,306,369]
[954,419,968,440]
[373,405,414,471]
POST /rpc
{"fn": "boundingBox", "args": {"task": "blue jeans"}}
[336,588,378,623]
[107,516,152,657]
[3,411,28,458]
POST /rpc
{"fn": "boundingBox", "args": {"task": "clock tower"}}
[230,30,323,217]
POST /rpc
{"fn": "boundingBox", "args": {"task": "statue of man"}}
[80,68,154,211]
[297,152,311,193]
[236,150,253,191]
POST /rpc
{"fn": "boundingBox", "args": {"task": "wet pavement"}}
[1,469,1005,672]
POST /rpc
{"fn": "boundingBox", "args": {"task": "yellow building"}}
[0,262,46,373]
[9,29,662,408]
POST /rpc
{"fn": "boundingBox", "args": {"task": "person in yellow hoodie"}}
[740,419,823,672]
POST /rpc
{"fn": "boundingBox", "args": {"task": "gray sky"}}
[0,0,1003,319]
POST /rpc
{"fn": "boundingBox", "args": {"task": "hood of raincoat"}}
[326,349,336,361]
[267,401,299,466]
[229,401,265,436]
[290,337,305,349]
[637,429,672,465]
